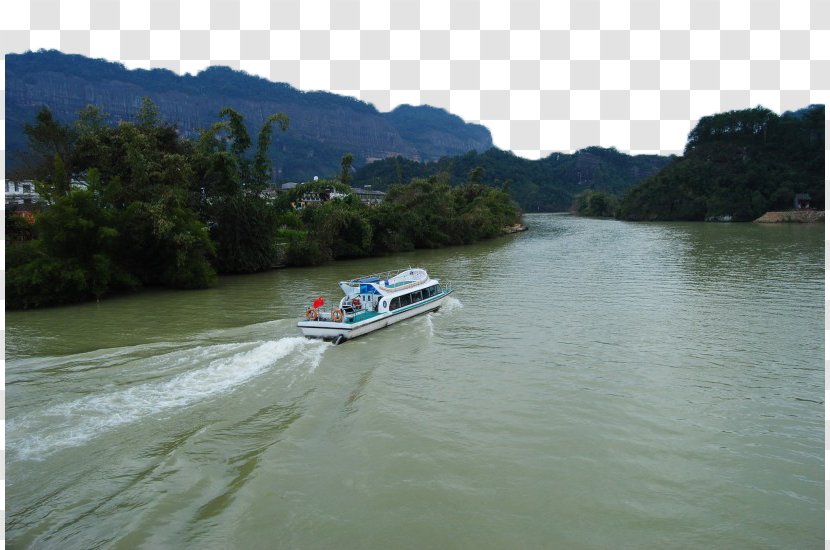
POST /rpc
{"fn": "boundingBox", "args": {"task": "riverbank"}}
[753,210,825,223]
[503,223,529,234]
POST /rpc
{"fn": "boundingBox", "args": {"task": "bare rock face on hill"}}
[6,50,493,182]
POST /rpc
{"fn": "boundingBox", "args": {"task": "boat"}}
[297,267,454,344]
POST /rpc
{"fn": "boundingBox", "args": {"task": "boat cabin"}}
[298,267,453,342]
[336,268,440,316]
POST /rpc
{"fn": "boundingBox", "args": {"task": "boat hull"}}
[298,291,452,341]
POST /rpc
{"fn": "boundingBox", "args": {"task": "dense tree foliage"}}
[8,101,521,309]
[7,101,280,308]
[191,107,290,273]
[352,146,671,212]
[274,174,521,266]
[572,190,619,218]
[617,105,825,221]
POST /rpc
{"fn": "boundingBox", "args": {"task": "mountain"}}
[617,105,825,221]
[352,146,673,212]
[5,50,493,182]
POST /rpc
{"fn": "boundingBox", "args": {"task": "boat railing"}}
[340,267,423,287]
[341,272,453,296]
[310,302,364,323]
[308,306,334,321]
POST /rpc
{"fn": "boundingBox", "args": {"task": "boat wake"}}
[8,336,329,461]
[424,314,435,337]
[439,296,464,314]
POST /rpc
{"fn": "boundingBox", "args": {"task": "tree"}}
[619,105,824,221]
[15,107,76,204]
[6,212,35,242]
[37,153,71,203]
[572,190,618,218]
[217,107,252,185]
[252,113,289,191]
[7,100,525,309]
[117,197,216,288]
[19,107,74,177]
[340,153,354,186]
[211,194,281,273]
[8,98,220,308]
[136,96,161,130]
[6,189,140,307]
[195,109,290,272]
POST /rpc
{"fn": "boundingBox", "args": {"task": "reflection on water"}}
[6,214,824,548]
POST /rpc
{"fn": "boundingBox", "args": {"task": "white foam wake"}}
[8,337,328,460]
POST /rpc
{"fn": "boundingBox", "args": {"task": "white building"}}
[5,180,40,208]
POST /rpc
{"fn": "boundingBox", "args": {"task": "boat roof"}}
[339,268,434,295]
[341,268,426,286]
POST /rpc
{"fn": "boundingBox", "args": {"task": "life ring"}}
[306,307,318,321]
[352,297,361,309]
[331,308,344,323]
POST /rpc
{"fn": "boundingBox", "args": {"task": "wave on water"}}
[6,319,298,377]
[8,336,329,461]
[424,315,435,337]
[6,340,187,375]
[440,296,464,313]
[188,319,296,343]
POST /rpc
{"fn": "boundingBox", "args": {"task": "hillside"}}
[617,105,825,221]
[5,50,492,182]
[352,146,672,212]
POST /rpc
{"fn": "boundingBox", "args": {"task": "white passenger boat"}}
[297,267,454,344]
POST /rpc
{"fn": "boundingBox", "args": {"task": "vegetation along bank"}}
[570,105,824,222]
[6,100,522,310]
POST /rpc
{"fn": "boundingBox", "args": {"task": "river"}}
[5,213,824,548]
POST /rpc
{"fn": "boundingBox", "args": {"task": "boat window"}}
[411,290,422,303]
[389,297,400,311]
[400,293,412,307]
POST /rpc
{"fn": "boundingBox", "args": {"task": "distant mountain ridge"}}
[5,50,493,181]
[352,146,673,212]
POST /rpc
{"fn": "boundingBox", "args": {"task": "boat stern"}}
[297,320,352,341]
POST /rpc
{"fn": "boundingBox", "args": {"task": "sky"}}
[1,0,827,160]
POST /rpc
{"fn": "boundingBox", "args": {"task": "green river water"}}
[5,213,825,548]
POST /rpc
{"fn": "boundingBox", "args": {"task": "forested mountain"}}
[6,50,492,182]
[8,51,669,211]
[352,146,672,212]
[617,105,825,221]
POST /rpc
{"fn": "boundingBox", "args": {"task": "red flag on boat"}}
[312,296,325,309]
